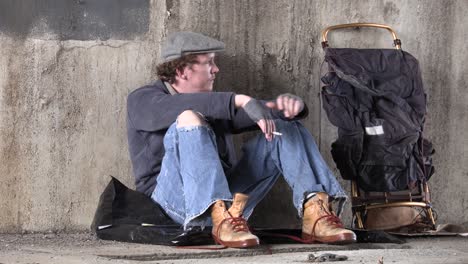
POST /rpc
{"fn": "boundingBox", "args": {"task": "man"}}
[127,31,356,248]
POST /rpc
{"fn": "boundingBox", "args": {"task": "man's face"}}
[182,53,219,93]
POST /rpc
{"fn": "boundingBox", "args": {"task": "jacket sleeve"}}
[127,86,236,132]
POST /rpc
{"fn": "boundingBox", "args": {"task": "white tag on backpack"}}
[365,125,384,135]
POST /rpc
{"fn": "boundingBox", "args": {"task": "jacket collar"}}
[164,81,178,95]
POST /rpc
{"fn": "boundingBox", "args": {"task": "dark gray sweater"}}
[126,80,308,196]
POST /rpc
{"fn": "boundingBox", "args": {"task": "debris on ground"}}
[307,253,348,262]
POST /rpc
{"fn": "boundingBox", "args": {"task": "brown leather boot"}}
[302,192,356,244]
[211,193,260,248]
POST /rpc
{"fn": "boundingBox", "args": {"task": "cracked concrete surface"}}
[0,233,467,264]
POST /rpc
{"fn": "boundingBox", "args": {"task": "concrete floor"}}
[0,233,467,264]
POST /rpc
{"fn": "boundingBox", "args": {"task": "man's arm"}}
[127,86,238,131]
[127,85,257,132]
[230,94,309,139]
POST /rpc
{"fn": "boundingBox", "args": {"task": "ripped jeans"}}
[152,119,347,228]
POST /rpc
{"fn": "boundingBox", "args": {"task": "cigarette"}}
[272,131,282,136]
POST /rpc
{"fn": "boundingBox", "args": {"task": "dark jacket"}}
[127,80,308,196]
[321,48,434,191]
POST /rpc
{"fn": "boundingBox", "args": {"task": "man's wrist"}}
[234,94,252,108]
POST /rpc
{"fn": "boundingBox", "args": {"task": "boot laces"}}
[312,200,344,236]
[218,212,250,234]
[228,216,250,232]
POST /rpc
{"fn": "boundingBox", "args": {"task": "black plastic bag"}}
[91,176,213,246]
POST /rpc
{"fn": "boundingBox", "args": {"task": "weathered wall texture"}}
[0,0,467,232]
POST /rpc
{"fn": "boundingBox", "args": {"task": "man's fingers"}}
[285,97,292,116]
[267,119,275,141]
[281,97,287,115]
[275,93,304,118]
[277,96,285,111]
[288,96,295,112]
[269,119,274,135]
[265,101,277,109]
[293,100,303,116]
[257,118,276,141]
[265,119,272,141]
[270,119,276,137]
[284,95,293,118]
[287,98,296,117]
[257,119,266,134]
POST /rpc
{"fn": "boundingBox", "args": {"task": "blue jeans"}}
[152,120,347,228]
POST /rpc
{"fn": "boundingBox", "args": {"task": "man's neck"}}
[171,80,191,93]
[171,82,198,94]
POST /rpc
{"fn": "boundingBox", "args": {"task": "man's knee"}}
[176,110,207,128]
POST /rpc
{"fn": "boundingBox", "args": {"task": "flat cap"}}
[160,31,225,62]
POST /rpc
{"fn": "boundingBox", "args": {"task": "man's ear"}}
[176,68,187,80]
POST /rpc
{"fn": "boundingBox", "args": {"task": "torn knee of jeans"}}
[176,110,208,128]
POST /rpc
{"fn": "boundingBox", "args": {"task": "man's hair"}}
[156,54,199,83]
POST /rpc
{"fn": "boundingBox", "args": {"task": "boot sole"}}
[212,234,260,248]
[302,232,356,245]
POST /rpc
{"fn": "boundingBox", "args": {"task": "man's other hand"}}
[266,93,304,119]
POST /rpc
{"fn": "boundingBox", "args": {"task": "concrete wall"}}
[0,0,467,232]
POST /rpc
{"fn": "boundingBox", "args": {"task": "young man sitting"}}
[127,31,356,248]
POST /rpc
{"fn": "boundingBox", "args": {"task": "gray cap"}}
[160,31,225,62]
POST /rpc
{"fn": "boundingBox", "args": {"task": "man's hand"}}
[266,93,304,119]
[242,98,276,141]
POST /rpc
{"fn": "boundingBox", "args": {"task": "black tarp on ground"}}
[91,176,213,246]
[321,48,434,192]
[92,176,405,244]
